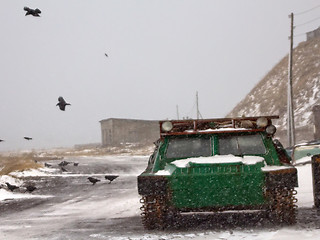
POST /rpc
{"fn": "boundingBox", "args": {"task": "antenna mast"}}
[176,105,179,120]
[196,91,203,119]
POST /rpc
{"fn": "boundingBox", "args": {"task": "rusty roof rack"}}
[159,115,279,137]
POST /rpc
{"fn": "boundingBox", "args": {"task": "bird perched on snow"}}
[56,96,71,111]
[58,160,70,167]
[6,182,19,192]
[61,167,68,172]
[24,7,41,17]
[73,162,79,166]
[105,175,118,184]
[88,177,100,185]
[25,185,37,193]
[44,163,52,168]
[24,137,32,140]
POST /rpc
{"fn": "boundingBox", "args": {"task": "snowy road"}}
[0,155,320,240]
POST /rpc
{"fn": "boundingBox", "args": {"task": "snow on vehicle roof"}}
[184,127,251,133]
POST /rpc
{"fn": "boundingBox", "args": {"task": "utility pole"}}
[287,12,296,147]
[176,105,179,120]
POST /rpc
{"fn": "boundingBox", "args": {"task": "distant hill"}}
[227,38,320,147]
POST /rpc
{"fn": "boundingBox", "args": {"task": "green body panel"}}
[163,161,265,208]
[169,170,264,208]
[139,130,292,211]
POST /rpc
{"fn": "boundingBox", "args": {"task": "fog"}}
[0,1,319,151]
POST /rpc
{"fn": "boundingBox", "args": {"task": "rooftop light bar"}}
[159,116,279,137]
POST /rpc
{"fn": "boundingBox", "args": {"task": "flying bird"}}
[24,137,32,140]
[56,96,71,111]
[105,53,108,57]
[88,177,100,185]
[105,175,119,184]
[23,7,41,17]
[6,182,19,192]
[25,185,37,193]
[0,139,4,142]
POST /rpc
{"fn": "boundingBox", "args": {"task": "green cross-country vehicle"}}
[137,116,298,229]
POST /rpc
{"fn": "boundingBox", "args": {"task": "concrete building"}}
[100,118,159,147]
[307,27,320,41]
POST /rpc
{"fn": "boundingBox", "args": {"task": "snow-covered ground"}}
[0,154,319,240]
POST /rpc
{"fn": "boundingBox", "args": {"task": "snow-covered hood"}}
[170,155,265,168]
[155,155,265,175]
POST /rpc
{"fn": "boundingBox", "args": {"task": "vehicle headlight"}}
[257,117,269,128]
[266,125,277,135]
[162,121,173,132]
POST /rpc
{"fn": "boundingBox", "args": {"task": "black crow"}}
[25,185,37,193]
[24,7,41,17]
[24,137,32,140]
[44,163,52,168]
[88,177,100,185]
[105,175,118,184]
[0,139,4,142]
[56,96,71,111]
[61,167,68,172]
[105,53,108,57]
[6,182,19,192]
[73,162,79,166]
[58,160,70,167]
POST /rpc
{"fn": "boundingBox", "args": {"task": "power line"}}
[295,16,320,28]
[293,32,308,38]
[295,4,320,16]
[291,6,320,39]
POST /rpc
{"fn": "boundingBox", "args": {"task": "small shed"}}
[99,118,159,147]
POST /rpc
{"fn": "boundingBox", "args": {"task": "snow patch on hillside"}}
[227,39,320,145]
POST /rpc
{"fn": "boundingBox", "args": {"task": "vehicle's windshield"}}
[166,137,211,159]
[218,134,266,155]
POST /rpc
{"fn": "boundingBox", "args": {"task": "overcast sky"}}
[1,1,320,151]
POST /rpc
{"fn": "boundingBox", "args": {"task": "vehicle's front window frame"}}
[165,136,212,160]
[217,133,266,156]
